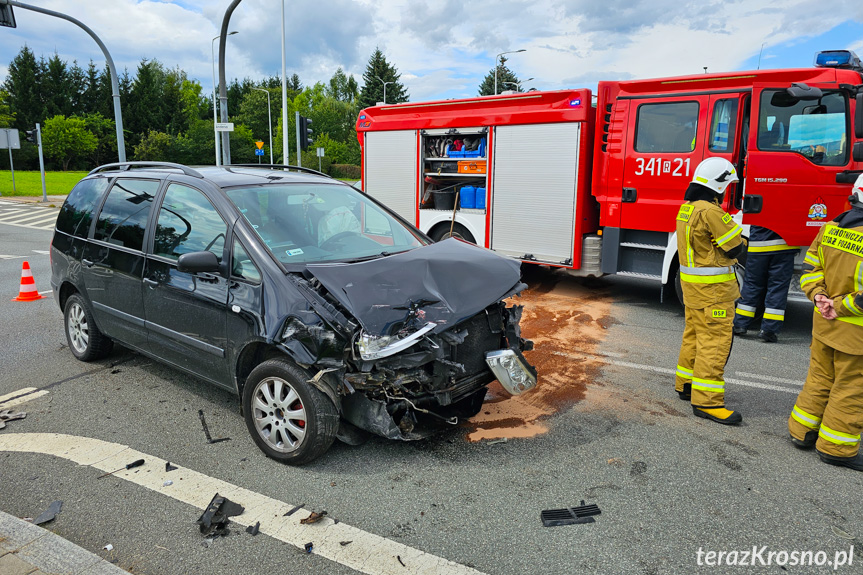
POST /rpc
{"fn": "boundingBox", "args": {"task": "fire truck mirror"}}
[852,142,863,163]
[785,83,823,102]
[855,92,863,139]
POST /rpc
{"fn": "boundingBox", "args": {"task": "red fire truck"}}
[355,50,863,294]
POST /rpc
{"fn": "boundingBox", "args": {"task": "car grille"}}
[452,308,504,378]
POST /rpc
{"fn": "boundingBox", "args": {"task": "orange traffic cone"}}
[12,261,46,302]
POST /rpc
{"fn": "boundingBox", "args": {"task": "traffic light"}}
[299,115,313,151]
[24,129,36,143]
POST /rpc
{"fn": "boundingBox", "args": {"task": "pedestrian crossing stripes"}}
[0,201,58,231]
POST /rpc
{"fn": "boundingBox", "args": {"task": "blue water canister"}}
[460,186,476,209]
[475,187,486,209]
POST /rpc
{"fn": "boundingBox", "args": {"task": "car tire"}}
[430,222,476,244]
[243,358,339,465]
[64,293,113,362]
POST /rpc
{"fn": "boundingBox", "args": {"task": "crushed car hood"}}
[307,238,523,336]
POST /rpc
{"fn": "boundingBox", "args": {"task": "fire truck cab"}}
[356,50,863,295]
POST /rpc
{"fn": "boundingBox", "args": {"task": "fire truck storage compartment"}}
[599,228,670,279]
[491,122,581,265]
[421,128,489,213]
[363,129,418,221]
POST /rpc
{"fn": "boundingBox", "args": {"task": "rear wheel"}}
[429,222,476,244]
[64,294,113,361]
[243,358,339,465]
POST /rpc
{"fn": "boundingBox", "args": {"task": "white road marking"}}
[553,350,801,394]
[38,290,53,295]
[32,250,51,255]
[734,371,804,387]
[0,212,55,224]
[0,255,26,260]
[0,433,487,575]
[0,387,50,409]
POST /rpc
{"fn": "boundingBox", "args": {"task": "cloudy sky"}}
[2,0,863,103]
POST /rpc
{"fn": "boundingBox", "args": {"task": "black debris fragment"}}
[540,500,601,527]
[284,504,304,516]
[398,555,406,567]
[300,511,327,524]
[340,541,352,546]
[0,409,26,430]
[110,369,122,374]
[246,521,260,536]
[196,493,245,537]
[198,410,230,444]
[165,462,178,472]
[34,500,62,525]
[97,459,145,479]
[304,542,314,553]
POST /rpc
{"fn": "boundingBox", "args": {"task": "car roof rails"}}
[88,162,205,178]
[226,164,333,179]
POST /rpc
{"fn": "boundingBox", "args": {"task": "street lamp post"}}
[502,77,534,92]
[494,49,525,95]
[251,87,273,165]
[212,31,238,167]
[375,75,393,104]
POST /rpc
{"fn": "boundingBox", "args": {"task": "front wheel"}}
[243,358,339,465]
[64,294,113,361]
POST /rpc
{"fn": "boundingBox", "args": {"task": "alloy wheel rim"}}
[252,377,307,453]
[68,303,89,354]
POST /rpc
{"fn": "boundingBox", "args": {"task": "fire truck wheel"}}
[430,223,475,244]
[674,268,684,306]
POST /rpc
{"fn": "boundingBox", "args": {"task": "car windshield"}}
[225,182,428,264]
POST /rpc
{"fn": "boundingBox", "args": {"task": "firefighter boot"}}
[692,406,743,425]
[790,430,817,449]
[818,450,863,472]
[678,383,691,401]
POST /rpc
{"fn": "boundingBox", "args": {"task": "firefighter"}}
[788,174,863,471]
[732,225,799,342]
[674,157,746,425]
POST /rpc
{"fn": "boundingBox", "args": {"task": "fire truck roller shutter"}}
[490,122,581,264]
[363,130,418,222]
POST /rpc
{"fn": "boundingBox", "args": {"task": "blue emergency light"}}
[570,98,582,107]
[814,50,862,71]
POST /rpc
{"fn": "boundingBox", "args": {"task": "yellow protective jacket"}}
[800,209,863,356]
[675,199,745,309]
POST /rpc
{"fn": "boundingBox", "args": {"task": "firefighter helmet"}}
[692,157,739,196]
[851,173,863,205]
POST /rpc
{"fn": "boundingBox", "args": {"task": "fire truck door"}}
[490,122,581,265]
[363,130,418,223]
[620,96,709,232]
[705,94,746,211]
[745,83,851,246]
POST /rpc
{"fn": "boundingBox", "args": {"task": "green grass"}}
[0,170,87,197]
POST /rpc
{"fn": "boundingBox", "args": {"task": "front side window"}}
[56,177,110,238]
[153,184,227,261]
[709,99,738,153]
[757,90,847,166]
[92,179,159,251]
[231,239,261,283]
[635,101,699,153]
[225,182,426,265]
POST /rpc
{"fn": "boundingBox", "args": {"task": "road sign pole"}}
[36,123,46,202]
[5,129,14,195]
[295,111,301,167]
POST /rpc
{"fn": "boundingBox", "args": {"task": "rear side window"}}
[635,102,699,153]
[56,177,110,238]
[709,99,738,153]
[153,184,227,261]
[92,179,159,251]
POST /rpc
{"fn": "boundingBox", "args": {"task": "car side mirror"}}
[856,92,863,139]
[786,83,823,101]
[177,251,221,274]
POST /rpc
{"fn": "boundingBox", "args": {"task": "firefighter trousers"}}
[733,251,796,334]
[675,302,735,408]
[789,338,863,458]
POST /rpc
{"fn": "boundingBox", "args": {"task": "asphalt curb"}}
[0,511,128,575]
[0,195,67,206]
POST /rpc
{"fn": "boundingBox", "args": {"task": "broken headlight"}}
[485,349,537,395]
[356,322,437,361]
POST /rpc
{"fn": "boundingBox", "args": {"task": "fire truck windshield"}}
[757,90,848,166]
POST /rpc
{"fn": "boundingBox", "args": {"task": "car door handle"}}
[143,278,158,287]
[197,273,220,283]
[82,259,94,268]
[622,188,637,203]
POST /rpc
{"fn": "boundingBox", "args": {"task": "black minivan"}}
[51,162,536,464]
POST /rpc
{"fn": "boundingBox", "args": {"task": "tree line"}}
[0,46,408,177]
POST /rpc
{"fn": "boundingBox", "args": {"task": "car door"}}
[142,182,230,387]
[81,178,159,349]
